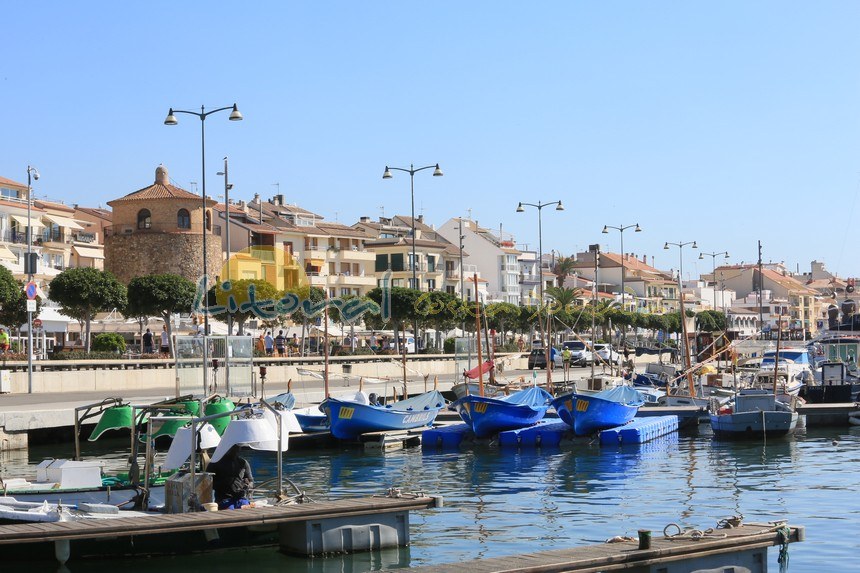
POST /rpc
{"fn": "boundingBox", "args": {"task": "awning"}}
[10,215,44,229]
[43,214,85,230]
[72,245,105,260]
[0,245,15,261]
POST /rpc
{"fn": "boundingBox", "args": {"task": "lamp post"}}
[698,250,729,310]
[165,103,243,394]
[383,163,443,352]
[664,240,697,371]
[517,200,564,388]
[602,223,641,350]
[26,165,39,394]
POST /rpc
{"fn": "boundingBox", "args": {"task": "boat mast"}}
[473,274,484,397]
[678,286,694,397]
[773,314,782,395]
[323,290,330,399]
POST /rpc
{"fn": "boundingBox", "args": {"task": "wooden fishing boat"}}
[450,386,553,438]
[322,390,446,439]
[551,385,645,435]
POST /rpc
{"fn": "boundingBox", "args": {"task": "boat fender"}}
[849,416,860,426]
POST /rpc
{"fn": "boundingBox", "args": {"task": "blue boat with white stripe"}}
[552,386,645,436]
[322,390,446,440]
[450,386,553,438]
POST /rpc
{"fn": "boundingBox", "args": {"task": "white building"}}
[437,218,521,305]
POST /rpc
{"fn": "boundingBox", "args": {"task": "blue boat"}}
[450,387,553,438]
[552,386,645,436]
[322,390,446,439]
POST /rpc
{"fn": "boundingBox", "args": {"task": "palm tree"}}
[552,255,577,287]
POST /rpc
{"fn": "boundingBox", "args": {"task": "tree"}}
[213,279,281,335]
[696,310,726,333]
[0,284,42,332]
[125,274,197,357]
[552,255,577,287]
[50,268,127,352]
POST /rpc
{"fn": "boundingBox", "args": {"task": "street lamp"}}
[698,250,729,310]
[165,103,243,393]
[216,157,233,284]
[26,165,39,394]
[664,240,697,374]
[602,223,641,349]
[383,163,443,352]
[516,200,564,389]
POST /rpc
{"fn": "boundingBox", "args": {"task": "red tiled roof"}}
[0,176,26,188]
[108,183,210,205]
[75,207,112,221]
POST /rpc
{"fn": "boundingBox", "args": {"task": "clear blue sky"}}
[5,2,860,279]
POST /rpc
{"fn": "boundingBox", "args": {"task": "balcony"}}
[73,232,96,244]
[41,231,72,246]
[2,230,33,245]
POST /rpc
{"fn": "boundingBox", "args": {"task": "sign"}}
[25,282,37,300]
[33,318,43,329]
[26,299,36,312]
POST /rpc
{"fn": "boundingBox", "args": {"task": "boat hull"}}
[552,393,639,436]
[2,485,165,508]
[323,395,444,439]
[450,389,551,438]
[710,411,799,439]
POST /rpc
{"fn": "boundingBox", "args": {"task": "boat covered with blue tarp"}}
[552,385,645,435]
[450,386,553,438]
[322,390,446,439]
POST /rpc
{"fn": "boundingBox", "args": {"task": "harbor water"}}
[2,423,857,572]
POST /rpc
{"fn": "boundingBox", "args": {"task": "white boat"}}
[750,348,812,401]
[710,389,798,439]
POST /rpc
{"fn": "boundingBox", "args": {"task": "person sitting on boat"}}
[208,445,254,510]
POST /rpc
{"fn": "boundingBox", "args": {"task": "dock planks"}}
[0,495,438,545]
[407,523,804,572]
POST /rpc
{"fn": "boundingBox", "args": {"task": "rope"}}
[777,525,791,572]
[662,522,727,541]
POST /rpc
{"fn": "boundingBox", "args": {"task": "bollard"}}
[638,529,652,550]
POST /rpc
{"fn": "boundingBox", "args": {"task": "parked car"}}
[593,343,620,365]
[562,340,593,367]
[527,348,563,369]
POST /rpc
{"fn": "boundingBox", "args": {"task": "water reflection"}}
[2,428,859,571]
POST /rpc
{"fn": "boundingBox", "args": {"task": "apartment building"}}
[437,218,521,305]
[0,176,103,283]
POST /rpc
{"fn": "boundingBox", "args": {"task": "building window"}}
[204,210,212,231]
[137,209,151,230]
[177,209,191,229]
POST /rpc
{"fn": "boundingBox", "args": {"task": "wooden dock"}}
[408,522,804,573]
[796,401,860,426]
[0,493,441,563]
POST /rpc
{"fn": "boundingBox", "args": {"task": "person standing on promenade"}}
[274,330,286,356]
[160,325,170,355]
[264,332,274,356]
[0,328,9,354]
[143,328,154,354]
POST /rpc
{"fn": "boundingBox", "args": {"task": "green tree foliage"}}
[696,310,726,332]
[50,268,127,352]
[92,332,126,353]
[214,279,282,335]
[552,256,576,287]
[125,274,197,356]
[0,282,42,331]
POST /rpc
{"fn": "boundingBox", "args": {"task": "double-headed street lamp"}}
[664,240,697,286]
[26,165,39,394]
[165,103,243,393]
[516,200,564,387]
[602,223,641,349]
[383,163,443,351]
[516,201,564,305]
[664,240,697,373]
[699,250,729,310]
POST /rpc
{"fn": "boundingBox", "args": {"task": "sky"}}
[4,2,860,280]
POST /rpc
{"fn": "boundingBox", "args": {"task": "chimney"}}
[276,194,285,206]
[642,254,647,263]
[360,216,370,223]
[417,214,424,224]
[238,200,247,212]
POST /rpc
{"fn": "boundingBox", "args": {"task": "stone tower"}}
[104,165,222,285]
